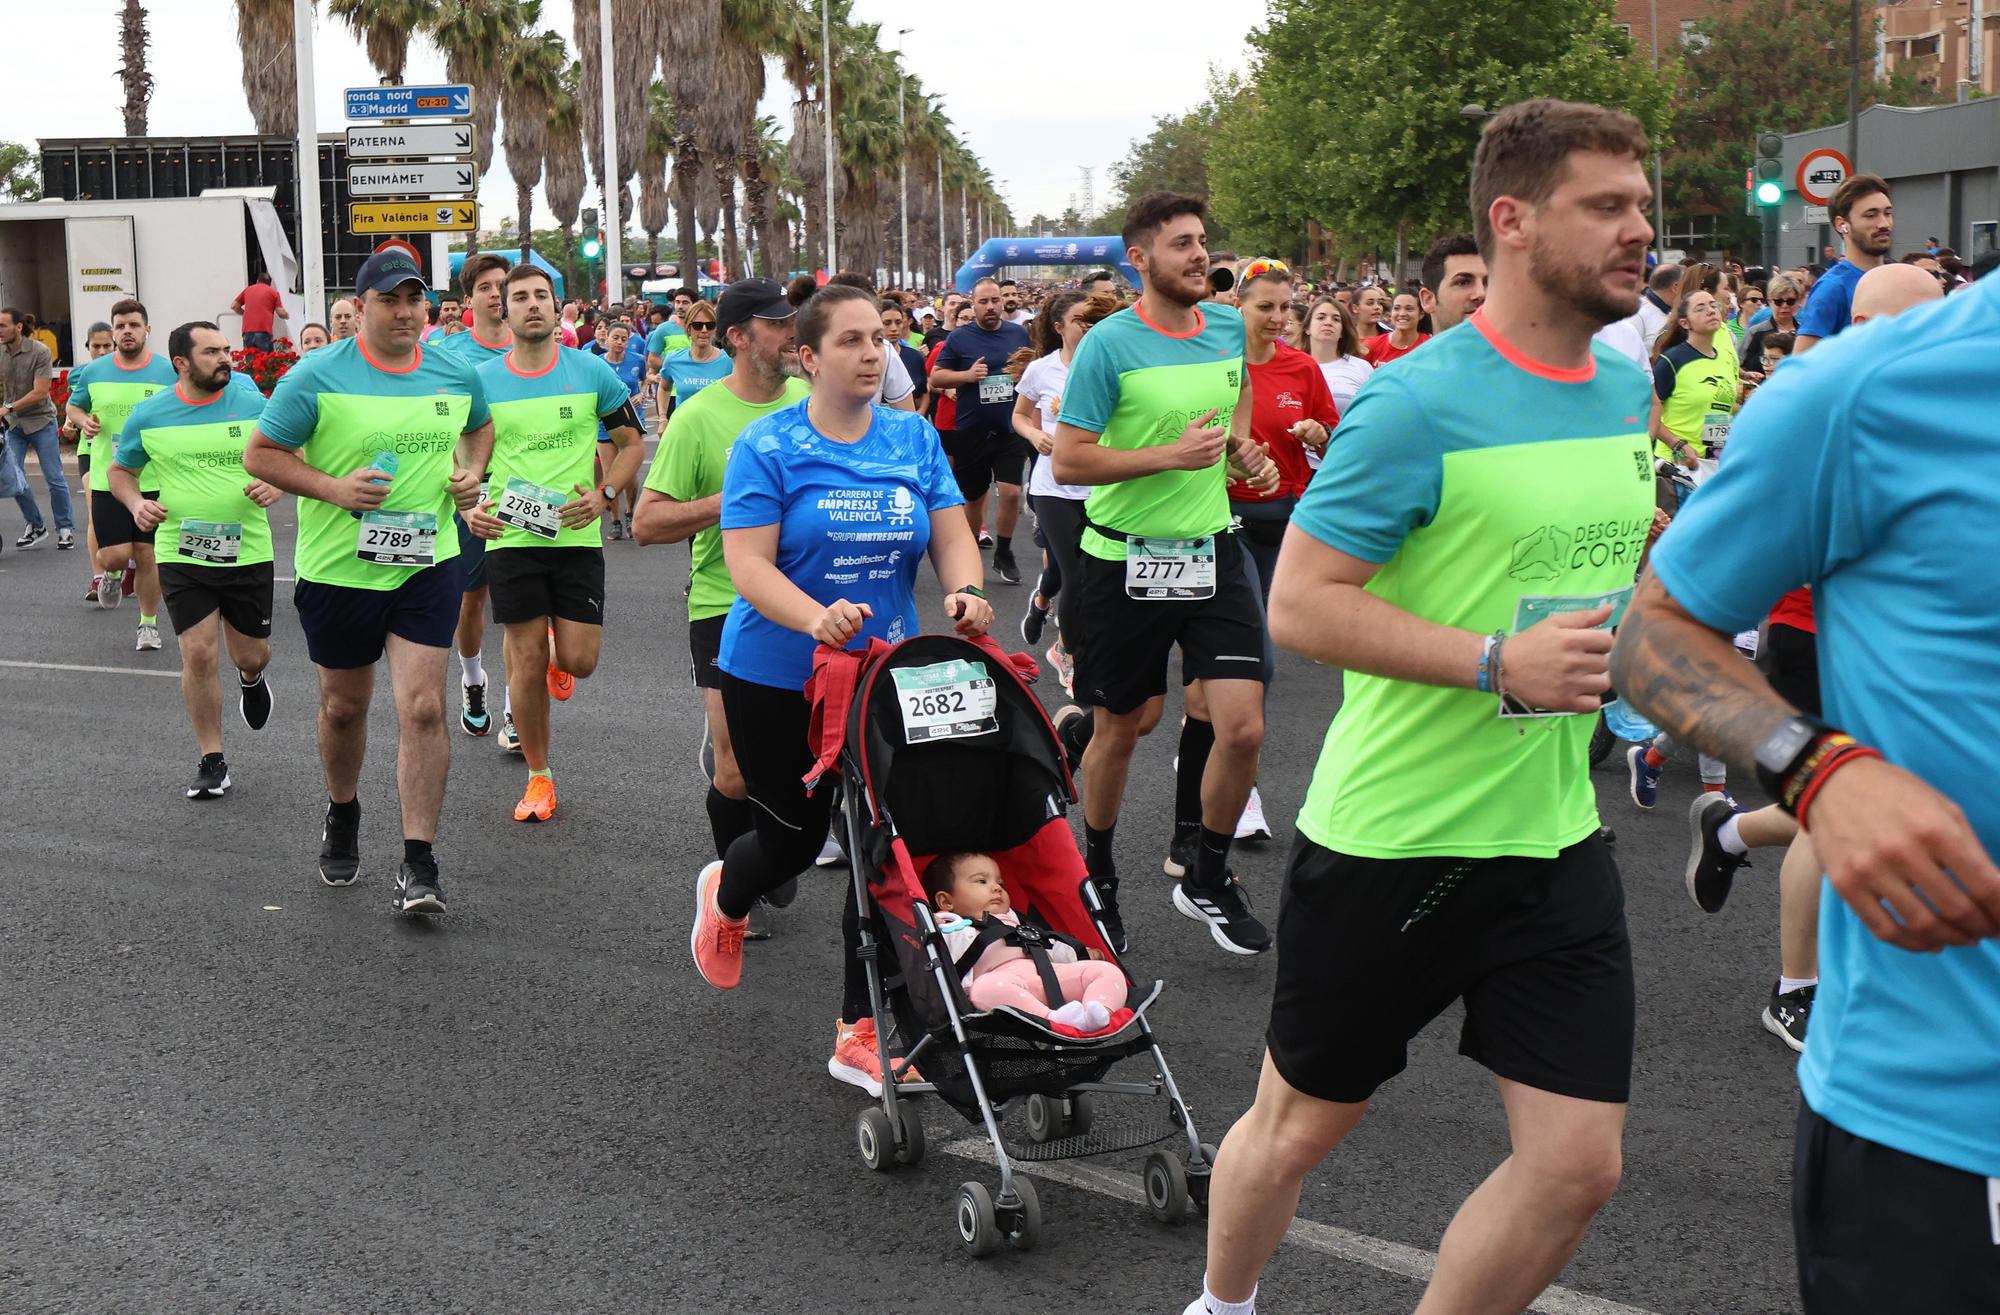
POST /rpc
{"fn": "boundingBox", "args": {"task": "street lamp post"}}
[599,0,623,302]
[822,0,837,276]
[1650,0,1667,258]
[896,28,911,291]
[937,150,947,289]
[293,0,323,320]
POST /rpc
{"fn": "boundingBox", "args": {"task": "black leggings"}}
[1031,493,1087,649]
[719,670,870,1020]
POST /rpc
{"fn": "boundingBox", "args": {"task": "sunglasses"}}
[687,321,716,330]
[1239,257,1291,281]
[1742,295,1765,305]
[1771,297,1799,307]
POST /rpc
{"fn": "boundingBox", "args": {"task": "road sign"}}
[346,123,476,160]
[349,201,478,234]
[1804,204,1830,224]
[347,162,477,198]
[1795,148,1851,206]
[344,84,474,121]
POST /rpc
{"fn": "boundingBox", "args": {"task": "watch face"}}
[1758,718,1817,772]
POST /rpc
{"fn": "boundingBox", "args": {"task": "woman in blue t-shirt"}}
[690,283,993,1016]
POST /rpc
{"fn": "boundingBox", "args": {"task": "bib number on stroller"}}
[891,659,999,743]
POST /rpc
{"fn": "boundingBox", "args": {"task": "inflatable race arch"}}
[952,236,1138,292]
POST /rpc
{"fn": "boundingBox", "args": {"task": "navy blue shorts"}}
[294,558,462,669]
[455,512,488,590]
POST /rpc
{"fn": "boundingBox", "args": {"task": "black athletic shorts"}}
[1763,622,1820,718]
[943,423,1024,502]
[455,511,488,590]
[76,451,89,480]
[486,545,606,626]
[1793,1103,2000,1314]
[689,614,725,689]
[160,561,275,639]
[1070,531,1269,714]
[293,559,462,669]
[1267,832,1635,1106]
[91,488,160,549]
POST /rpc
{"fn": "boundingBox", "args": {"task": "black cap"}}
[714,277,797,338]
[354,249,428,297]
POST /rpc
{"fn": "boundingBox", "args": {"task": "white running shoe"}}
[1235,786,1272,841]
[814,832,844,867]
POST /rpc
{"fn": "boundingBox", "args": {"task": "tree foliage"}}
[0,142,43,202]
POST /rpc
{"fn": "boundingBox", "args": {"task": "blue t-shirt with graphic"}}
[935,320,1031,432]
[1652,276,2000,1178]
[1794,258,1864,341]
[718,400,964,689]
[661,348,731,407]
[599,348,648,440]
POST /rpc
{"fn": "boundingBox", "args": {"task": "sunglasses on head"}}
[1239,257,1291,281]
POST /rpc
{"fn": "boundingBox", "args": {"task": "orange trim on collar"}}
[174,382,224,406]
[1133,298,1207,341]
[504,348,560,378]
[1469,310,1596,383]
[113,351,156,372]
[357,336,421,375]
[470,327,512,350]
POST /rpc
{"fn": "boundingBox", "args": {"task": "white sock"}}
[1717,814,1748,856]
[1779,975,1818,996]
[1049,1000,1095,1029]
[460,651,484,687]
[1199,1280,1256,1315]
[503,685,513,716]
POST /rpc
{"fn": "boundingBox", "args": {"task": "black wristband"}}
[955,585,986,600]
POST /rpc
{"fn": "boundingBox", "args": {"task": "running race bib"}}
[890,659,999,743]
[1700,413,1733,452]
[1501,586,1634,720]
[178,519,242,565]
[976,374,1016,406]
[355,510,438,566]
[1125,535,1217,600]
[494,475,565,540]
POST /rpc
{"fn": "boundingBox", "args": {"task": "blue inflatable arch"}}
[953,236,1139,292]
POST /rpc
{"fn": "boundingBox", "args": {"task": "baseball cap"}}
[354,249,428,297]
[913,305,936,321]
[714,278,797,337]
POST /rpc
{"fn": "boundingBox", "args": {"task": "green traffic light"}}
[582,238,603,257]
[1755,181,1783,206]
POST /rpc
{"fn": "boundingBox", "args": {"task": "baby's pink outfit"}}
[942,911,1126,1019]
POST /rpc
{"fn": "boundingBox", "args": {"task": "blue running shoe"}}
[1626,743,1662,810]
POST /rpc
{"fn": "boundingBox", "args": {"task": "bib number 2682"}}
[1125,535,1217,600]
[890,659,999,744]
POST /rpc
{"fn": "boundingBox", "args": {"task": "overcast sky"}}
[14,0,1257,234]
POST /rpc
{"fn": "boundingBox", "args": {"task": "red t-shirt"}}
[1228,341,1341,503]
[237,282,283,335]
[1769,585,1815,634]
[926,340,956,432]
[1362,331,1429,366]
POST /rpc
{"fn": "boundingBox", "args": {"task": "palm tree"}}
[118,1,155,137]
[502,27,565,260]
[742,114,790,279]
[829,28,901,280]
[233,0,297,136]
[426,0,526,177]
[639,81,672,272]
[704,0,783,281]
[328,0,439,85]
[661,0,720,291]
[570,0,606,188]
[544,62,587,296]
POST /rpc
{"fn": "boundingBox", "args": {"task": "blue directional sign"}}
[344,84,474,120]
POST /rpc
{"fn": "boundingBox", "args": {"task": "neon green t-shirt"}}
[474,347,635,551]
[114,377,274,568]
[646,322,691,360]
[1651,340,1739,459]
[256,336,489,590]
[643,373,811,621]
[1290,313,1656,859]
[66,351,177,491]
[1056,302,1245,561]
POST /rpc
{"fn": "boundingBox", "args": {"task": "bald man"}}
[328,299,358,340]
[1850,261,1943,326]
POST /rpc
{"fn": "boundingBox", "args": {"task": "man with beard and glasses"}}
[1794,175,1893,353]
[929,277,1033,582]
[110,322,281,799]
[1418,232,1489,332]
[1184,100,1655,1315]
[467,265,643,824]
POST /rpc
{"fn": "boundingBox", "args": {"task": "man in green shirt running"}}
[1184,100,1657,1315]
[634,277,806,864]
[109,321,281,800]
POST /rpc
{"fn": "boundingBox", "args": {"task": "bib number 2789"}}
[355,510,438,566]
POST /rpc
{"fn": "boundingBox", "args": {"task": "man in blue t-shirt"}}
[1614,276,2000,1314]
[1794,174,1893,353]
[927,276,1031,583]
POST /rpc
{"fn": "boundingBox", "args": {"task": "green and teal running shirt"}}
[643,373,810,621]
[66,351,177,491]
[256,336,489,590]
[436,328,512,366]
[1291,311,1655,859]
[114,376,273,568]
[475,347,634,551]
[1058,301,1245,561]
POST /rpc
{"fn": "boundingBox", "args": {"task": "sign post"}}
[343,84,479,284]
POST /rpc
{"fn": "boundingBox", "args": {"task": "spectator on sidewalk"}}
[0,305,74,550]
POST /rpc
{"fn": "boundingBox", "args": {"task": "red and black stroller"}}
[805,632,1215,1257]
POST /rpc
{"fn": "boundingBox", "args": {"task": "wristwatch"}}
[1753,714,1835,803]
[956,585,987,600]
[598,484,617,502]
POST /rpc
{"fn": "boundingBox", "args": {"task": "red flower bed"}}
[232,338,300,395]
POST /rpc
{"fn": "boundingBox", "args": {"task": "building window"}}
[1910,33,1941,58]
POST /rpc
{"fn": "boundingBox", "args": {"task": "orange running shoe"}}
[513,773,557,822]
[546,625,575,701]
[828,1016,923,1096]
[689,860,747,990]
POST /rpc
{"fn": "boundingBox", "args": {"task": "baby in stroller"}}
[923,852,1131,1035]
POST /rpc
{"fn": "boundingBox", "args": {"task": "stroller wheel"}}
[856,1108,895,1172]
[1025,1094,1062,1143]
[956,1182,1003,1257]
[1005,1177,1043,1250]
[893,1103,927,1166]
[1143,1150,1194,1224]
[1066,1093,1095,1136]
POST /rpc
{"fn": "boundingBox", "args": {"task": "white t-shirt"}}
[1634,292,1670,348]
[873,347,914,406]
[1016,351,1090,500]
[1311,355,1374,470]
[1593,314,1650,371]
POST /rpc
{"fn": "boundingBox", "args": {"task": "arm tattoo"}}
[1610,571,1801,777]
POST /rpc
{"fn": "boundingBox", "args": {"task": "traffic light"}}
[581,207,602,259]
[1753,133,1784,207]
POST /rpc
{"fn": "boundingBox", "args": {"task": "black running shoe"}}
[318,804,361,887]
[1762,980,1815,1052]
[186,753,231,800]
[393,857,447,915]
[1053,704,1093,775]
[1685,793,1749,914]
[1172,874,1272,955]
[239,672,273,731]
[1091,876,1127,954]
[992,547,1021,585]
[1163,828,1198,879]
[459,681,490,736]
[1020,594,1048,646]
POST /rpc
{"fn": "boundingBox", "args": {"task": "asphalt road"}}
[1,446,1804,1315]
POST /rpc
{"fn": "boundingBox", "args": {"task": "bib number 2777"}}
[1125,535,1217,600]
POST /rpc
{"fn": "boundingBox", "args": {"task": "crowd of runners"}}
[4,96,1996,1315]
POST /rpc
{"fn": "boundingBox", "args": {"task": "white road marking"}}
[938,1138,1660,1315]
[0,658,182,680]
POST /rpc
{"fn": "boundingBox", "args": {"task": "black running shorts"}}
[1070,532,1269,714]
[293,560,462,669]
[943,423,1021,502]
[1266,833,1635,1105]
[688,614,725,689]
[91,488,160,549]
[1762,622,1820,719]
[454,511,488,591]
[160,561,275,639]
[486,545,606,626]
[1793,1104,2000,1314]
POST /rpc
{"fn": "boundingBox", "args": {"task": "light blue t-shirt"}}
[599,348,648,440]
[660,347,731,407]
[717,400,964,690]
[1652,276,2000,1178]
[1794,258,1864,341]
[436,328,512,365]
